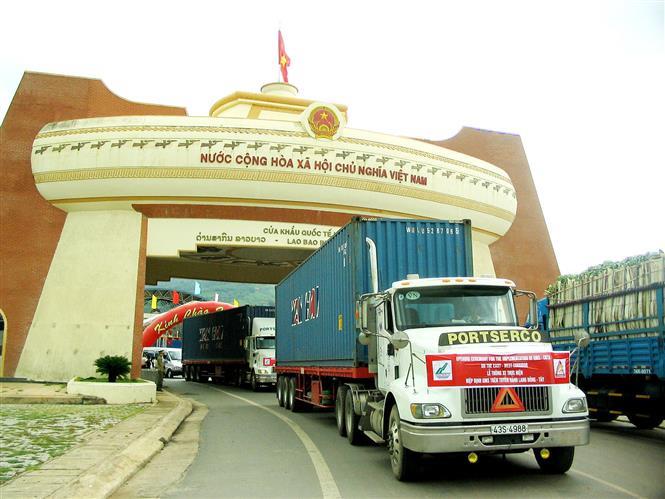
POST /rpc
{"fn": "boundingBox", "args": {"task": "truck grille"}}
[463,386,551,416]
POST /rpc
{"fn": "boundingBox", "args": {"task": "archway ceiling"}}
[146,245,314,285]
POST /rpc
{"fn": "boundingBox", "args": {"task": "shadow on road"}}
[590,421,665,443]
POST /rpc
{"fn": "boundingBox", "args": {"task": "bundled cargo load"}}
[539,251,665,429]
[544,252,664,341]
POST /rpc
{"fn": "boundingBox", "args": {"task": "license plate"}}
[490,423,528,435]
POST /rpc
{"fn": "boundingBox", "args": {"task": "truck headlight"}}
[562,398,587,413]
[410,403,451,419]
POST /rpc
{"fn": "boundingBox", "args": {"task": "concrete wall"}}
[0,72,185,377]
[15,211,145,381]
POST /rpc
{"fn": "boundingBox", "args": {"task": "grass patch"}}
[0,404,147,483]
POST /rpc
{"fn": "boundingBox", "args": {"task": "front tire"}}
[387,405,419,481]
[535,446,575,474]
[251,371,258,391]
[336,386,348,437]
[166,369,172,379]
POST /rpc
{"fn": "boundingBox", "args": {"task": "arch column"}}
[15,210,146,382]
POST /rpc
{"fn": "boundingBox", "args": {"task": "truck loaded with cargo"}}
[275,217,589,480]
[538,252,664,429]
[182,305,276,390]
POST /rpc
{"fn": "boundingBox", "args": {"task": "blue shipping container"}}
[275,218,473,367]
[182,305,275,362]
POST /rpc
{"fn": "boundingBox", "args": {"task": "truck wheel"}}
[184,366,191,382]
[284,377,293,410]
[535,446,575,474]
[280,377,288,407]
[344,390,363,445]
[387,405,418,481]
[251,371,258,392]
[197,368,207,383]
[336,386,348,437]
[627,413,663,430]
[277,377,285,407]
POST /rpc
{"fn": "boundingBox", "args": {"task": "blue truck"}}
[275,217,589,480]
[538,253,665,429]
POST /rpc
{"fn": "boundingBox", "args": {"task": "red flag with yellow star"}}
[278,30,290,83]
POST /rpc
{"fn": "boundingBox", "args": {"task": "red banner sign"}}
[142,301,234,347]
[263,357,276,367]
[426,352,570,387]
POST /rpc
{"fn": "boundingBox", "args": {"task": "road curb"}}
[50,390,193,499]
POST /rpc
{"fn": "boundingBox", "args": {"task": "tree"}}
[94,355,131,382]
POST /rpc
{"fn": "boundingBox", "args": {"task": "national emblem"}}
[307,105,340,139]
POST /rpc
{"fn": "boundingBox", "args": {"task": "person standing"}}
[156,350,165,391]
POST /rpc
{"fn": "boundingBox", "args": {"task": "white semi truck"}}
[275,218,590,480]
[355,275,590,480]
[242,316,277,390]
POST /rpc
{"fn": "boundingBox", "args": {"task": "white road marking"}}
[570,469,647,499]
[210,387,342,499]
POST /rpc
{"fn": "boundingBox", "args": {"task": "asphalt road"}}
[162,379,665,498]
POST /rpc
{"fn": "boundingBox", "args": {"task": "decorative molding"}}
[33,141,515,198]
[33,167,515,222]
[35,125,513,185]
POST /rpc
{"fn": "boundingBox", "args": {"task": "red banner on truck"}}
[426,352,570,387]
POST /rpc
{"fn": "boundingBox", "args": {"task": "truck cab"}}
[244,317,276,390]
[356,276,590,480]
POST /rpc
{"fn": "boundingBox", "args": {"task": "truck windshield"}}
[255,337,275,349]
[394,285,518,330]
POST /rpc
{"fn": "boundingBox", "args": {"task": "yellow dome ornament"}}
[302,102,345,140]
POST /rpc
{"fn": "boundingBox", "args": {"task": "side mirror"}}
[360,299,370,331]
[356,293,383,333]
[390,331,409,350]
[529,300,538,330]
[515,289,538,329]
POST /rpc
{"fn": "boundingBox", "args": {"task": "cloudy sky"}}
[1,0,663,276]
